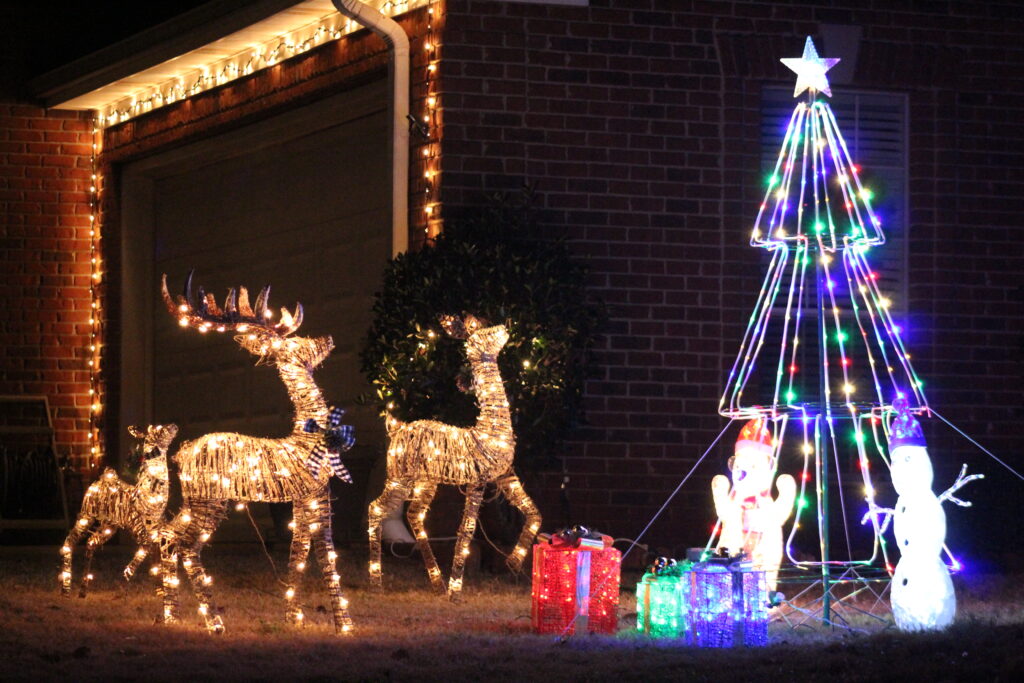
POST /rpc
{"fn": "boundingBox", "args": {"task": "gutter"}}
[331,0,410,256]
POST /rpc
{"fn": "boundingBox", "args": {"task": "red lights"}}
[531,543,620,635]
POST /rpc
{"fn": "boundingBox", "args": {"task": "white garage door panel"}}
[123,79,390,454]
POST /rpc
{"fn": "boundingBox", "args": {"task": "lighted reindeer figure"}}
[60,423,178,597]
[368,313,542,599]
[157,272,355,635]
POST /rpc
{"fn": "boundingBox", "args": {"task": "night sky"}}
[0,0,214,95]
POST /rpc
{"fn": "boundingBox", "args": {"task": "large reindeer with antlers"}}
[156,272,355,635]
[368,313,542,599]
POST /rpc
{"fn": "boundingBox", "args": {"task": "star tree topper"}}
[781,36,840,98]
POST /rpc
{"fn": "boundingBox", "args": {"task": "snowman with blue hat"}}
[870,397,983,631]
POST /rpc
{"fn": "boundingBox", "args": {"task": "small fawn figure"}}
[368,313,542,599]
[60,424,178,597]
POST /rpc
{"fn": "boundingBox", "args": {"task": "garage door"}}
[119,79,389,461]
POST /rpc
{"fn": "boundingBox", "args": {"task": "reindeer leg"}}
[406,481,444,594]
[79,525,112,598]
[123,541,150,582]
[144,542,166,599]
[496,472,542,572]
[284,500,313,626]
[448,485,485,601]
[177,501,228,633]
[368,480,411,589]
[308,489,354,635]
[59,518,91,596]
[158,520,183,623]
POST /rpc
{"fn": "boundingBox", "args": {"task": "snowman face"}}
[730,448,775,498]
[890,445,933,496]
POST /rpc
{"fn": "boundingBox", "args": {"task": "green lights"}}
[785,390,797,403]
[797,497,809,509]
[836,331,848,343]
[814,221,825,234]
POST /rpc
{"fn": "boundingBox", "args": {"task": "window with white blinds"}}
[760,87,909,311]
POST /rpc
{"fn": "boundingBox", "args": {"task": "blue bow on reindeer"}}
[303,407,355,482]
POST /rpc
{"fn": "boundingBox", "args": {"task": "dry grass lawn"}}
[2,541,1023,681]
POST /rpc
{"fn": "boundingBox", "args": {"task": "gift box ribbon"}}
[548,525,611,549]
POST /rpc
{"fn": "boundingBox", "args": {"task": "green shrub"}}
[360,191,604,469]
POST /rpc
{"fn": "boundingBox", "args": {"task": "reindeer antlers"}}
[162,270,303,336]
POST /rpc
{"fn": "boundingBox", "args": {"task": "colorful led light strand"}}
[719,60,929,575]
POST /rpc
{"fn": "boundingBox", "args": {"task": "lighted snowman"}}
[878,398,982,631]
[712,418,795,592]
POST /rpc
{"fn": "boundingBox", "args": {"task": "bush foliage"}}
[360,192,604,468]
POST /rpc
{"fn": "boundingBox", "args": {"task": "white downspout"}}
[332,0,409,256]
[331,1,415,546]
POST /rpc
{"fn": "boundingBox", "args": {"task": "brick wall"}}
[2,0,1022,561]
[439,0,1024,558]
[0,8,434,473]
[0,105,94,462]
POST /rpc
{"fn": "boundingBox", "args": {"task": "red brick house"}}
[2,1,1021,559]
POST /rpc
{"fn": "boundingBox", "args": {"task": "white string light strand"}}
[87,114,103,470]
[421,0,440,236]
[99,1,428,128]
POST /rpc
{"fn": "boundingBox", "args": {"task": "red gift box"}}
[530,541,621,635]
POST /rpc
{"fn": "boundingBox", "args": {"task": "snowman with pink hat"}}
[869,397,983,631]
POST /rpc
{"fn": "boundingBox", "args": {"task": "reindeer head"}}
[440,313,509,360]
[127,424,177,481]
[127,423,179,459]
[162,271,334,369]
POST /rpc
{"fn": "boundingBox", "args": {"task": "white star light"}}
[780,36,840,98]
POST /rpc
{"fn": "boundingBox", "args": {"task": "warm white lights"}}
[86,121,103,470]
[368,314,541,598]
[156,272,355,635]
[97,2,430,128]
[61,425,178,596]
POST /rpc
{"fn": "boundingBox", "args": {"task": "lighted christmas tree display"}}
[716,37,945,624]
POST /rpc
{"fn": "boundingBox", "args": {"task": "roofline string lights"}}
[97,1,427,128]
[87,115,103,471]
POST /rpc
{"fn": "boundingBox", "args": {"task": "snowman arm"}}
[860,503,894,535]
[938,464,984,507]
